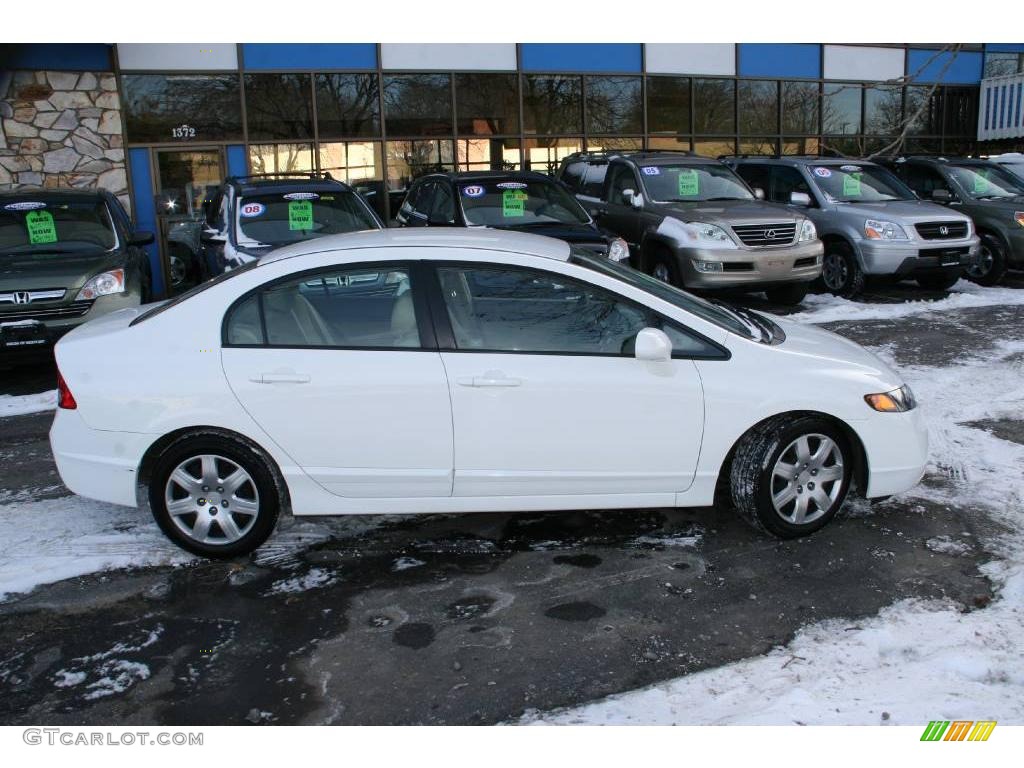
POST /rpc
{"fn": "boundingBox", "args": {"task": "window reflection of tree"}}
[585,77,642,135]
[316,74,380,138]
[123,75,241,142]
[244,74,313,141]
[382,75,452,136]
[693,79,735,135]
[523,75,582,135]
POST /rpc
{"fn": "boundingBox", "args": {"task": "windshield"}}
[809,164,914,203]
[236,190,379,247]
[996,160,1024,182]
[0,199,117,256]
[639,164,754,203]
[459,179,590,226]
[571,250,775,342]
[948,164,1024,200]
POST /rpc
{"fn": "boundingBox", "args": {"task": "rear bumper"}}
[856,237,979,275]
[676,240,823,289]
[853,406,929,498]
[49,408,155,508]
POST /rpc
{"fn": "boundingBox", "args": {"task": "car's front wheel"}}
[820,242,865,298]
[730,415,852,538]
[649,251,683,288]
[149,435,280,558]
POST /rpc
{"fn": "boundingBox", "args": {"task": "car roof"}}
[730,156,878,167]
[419,170,556,183]
[258,227,571,266]
[228,177,354,195]
[0,187,107,201]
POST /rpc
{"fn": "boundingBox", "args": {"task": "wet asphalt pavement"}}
[0,277,1022,725]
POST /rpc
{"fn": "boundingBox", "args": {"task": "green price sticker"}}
[288,200,314,231]
[972,173,989,193]
[677,169,699,197]
[26,210,58,244]
[502,189,527,217]
[842,172,862,197]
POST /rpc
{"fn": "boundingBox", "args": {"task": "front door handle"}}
[251,373,311,384]
[457,374,523,388]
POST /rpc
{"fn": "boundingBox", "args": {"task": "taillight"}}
[56,370,77,409]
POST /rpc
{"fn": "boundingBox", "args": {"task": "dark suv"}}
[881,156,1024,285]
[202,173,383,273]
[0,188,153,359]
[395,171,630,262]
[557,151,822,305]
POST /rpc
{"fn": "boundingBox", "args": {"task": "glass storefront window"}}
[383,74,452,137]
[693,79,735,134]
[906,86,943,136]
[865,85,903,135]
[943,87,978,138]
[245,73,313,141]
[694,138,736,158]
[386,139,454,190]
[823,83,862,135]
[248,143,315,175]
[455,73,519,136]
[983,52,1024,78]
[782,81,820,135]
[738,138,778,155]
[457,138,521,172]
[315,74,380,139]
[317,141,383,184]
[648,136,692,152]
[585,76,643,135]
[781,137,821,155]
[522,75,583,135]
[647,76,690,135]
[122,74,242,144]
[586,137,643,151]
[738,80,778,135]
[523,137,582,175]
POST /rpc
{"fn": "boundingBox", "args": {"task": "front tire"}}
[965,233,1007,286]
[149,435,281,558]
[819,242,865,298]
[764,282,810,306]
[649,251,683,288]
[730,415,852,538]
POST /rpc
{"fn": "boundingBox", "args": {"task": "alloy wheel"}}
[967,244,993,279]
[770,434,844,525]
[164,454,260,545]
[822,252,848,291]
[169,255,187,286]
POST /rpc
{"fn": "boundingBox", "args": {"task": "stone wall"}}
[0,70,128,209]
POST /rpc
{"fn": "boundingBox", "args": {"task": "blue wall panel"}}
[908,49,984,84]
[985,43,1024,53]
[127,148,163,297]
[2,44,112,71]
[226,145,248,178]
[738,44,821,79]
[519,44,642,73]
[241,43,377,70]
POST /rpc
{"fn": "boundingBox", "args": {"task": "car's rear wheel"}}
[730,415,852,538]
[149,435,280,558]
[819,242,865,298]
[915,271,961,291]
[764,282,809,306]
[965,233,1007,286]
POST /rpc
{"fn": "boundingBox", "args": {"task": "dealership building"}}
[2,42,1023,295]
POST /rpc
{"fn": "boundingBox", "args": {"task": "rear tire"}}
[149,435,281,558]
[965,233,1007,286]
[819,242,865,298]
[765,283,810,306]
[730,415,852,539]
[915,271,961,291]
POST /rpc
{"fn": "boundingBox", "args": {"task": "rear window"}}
[131,260,260,326]
[236,190,379,247]
[581,164,608,197]
[0,198,117,256]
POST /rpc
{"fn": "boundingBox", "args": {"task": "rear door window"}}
[580,164,609,198]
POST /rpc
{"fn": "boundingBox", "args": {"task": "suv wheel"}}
[764,283,809,306]
[820,243,865,298]
[730,415,852,538]
[149,435,281,558]
[650,253,682,287]
[965,234,1008,286]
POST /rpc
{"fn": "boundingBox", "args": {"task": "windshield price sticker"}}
[462,185,485,198]
[842,172,862,197]
[25,210,58,244]
[677,169,700,196]
[972,173,989,193]
[813,167,832,178]
[240,202,266,218]
[288,200,314,231]
[840,165,862,172]
[502,189,528,217]
[641,167,661,176]
[283,192,320,201]
[5,201,48,212]
[496,182,527,189]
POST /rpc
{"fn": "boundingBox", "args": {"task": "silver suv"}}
[728,156,980,297]
[558,152,823,305]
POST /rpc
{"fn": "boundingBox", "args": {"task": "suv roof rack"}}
[563,148,701,164]
[225,171,337,184]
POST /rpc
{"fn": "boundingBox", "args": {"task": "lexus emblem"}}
[13,291,31,305]
[766,229,777,239]
[939,225,949,236]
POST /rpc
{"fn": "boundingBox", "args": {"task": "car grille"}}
[0,301,94,323]
[731,223,797,247]
[915,221,969,240]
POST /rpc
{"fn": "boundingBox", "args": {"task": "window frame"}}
[220,260,438,352]
[422,260,729,361]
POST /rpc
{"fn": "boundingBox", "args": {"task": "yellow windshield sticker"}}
[502,188,527,217]
[677,169,699,197]
[288,200,314,230]
[842,172,862,197]
[26,210,58,244]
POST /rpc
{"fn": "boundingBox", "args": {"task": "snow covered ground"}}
[0,389,55,418]
[526,285,1024,726]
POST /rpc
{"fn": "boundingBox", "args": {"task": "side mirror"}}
[931,189,953,203]
[790,191,812,207]
[622,189,643,209]
[129,231,155,246]
[753,187,766,200]
[634,328,673,362]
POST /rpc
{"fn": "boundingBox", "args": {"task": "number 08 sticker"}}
[240,202,266,218]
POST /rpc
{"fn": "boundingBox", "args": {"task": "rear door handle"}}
[251,373,311,384]
[457,374,522,388]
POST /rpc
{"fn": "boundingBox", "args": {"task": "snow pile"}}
[0,389,56,418]
[50,624,163,702]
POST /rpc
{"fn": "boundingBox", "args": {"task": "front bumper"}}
[676,240,823,290]
[0,292,141,357]
[853,405,929,498]
[856,236,980,276]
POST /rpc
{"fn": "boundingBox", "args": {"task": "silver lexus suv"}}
[728,156,979,297]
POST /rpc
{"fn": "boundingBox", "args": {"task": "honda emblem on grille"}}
[766,229,777,239]
[939,225,949,236]
[13,291,31,305]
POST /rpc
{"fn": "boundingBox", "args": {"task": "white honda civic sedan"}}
[50,229,928,557]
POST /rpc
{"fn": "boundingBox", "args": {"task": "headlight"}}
[682,222,737,249]
[1015,211,1024,228]
[606,237,630,262]
[864,219,908,241]
[864,384,917,412]
[798,219,817,243]
[75,269,126,301]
